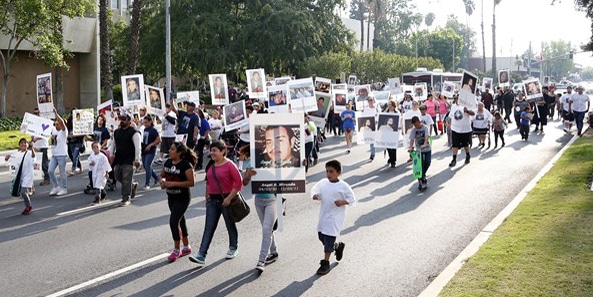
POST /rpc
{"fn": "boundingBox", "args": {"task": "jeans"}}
[49,155,68,189]
[494,130,505,146]
[305,141,314,171]
[114,164,134,201]
[168,195,190,241]
[520,124,530,140]
[431,116,438,135]
[369,143,376,157]
[255,197,278,263]
[198,198,238,257]
[142,153,158,186]
[69,142,83,170]
[40,148,49,181]
[574,111,586,135]
[420,151,432,181]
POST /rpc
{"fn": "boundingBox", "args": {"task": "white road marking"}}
[45,253,169,297]
[56,195,144,216]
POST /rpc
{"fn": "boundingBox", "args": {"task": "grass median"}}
[440,135,593,297]
[0,130,30,151]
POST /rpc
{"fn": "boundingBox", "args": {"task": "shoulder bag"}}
[211,163,250,223]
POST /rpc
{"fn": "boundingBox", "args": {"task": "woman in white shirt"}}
[5,138,36,214]
[49,108,69,196]
[472,102,493,148]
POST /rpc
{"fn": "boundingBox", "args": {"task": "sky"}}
[346,0,593,68]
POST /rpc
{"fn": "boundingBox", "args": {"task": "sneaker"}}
[75,168,81,173]
[153,159,164,165]
[181,247,192,257]
[465,156,471,164]
[49,187,60,196]
[226,247,238,259]
[131,182,138,199]
[189,254,206,265]
[265,252,278,264]
[335,242,345,261]
[56,188,68,196]
[21,206,32,215]
[39,179,50,186]
[256,262,265,272]
[120,200,131,207]
[370,155,374,161]
[100,191,107,200]
[390,163,396,168]
[143,185,150,190]
[316,260,331,275]
[92,198,100,205]
[84,188,94,195]
[168,250,180,262]
[67,171,76,176]
[153,180,160,187]
[449,160,456,167]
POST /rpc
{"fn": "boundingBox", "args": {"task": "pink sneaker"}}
[181,247,192,257]
[168,250,180,262]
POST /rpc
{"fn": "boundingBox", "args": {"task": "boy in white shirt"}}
[311,160,356,275]
[88,142,112,204]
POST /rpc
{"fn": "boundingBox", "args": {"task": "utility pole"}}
[528,41,532,78]
[165,0,172,99]
[452,39,455,71]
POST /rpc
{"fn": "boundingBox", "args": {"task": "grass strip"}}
[440,136,593,297]
[0,130,30,151]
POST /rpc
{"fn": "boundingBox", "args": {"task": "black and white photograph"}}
[375,113,401,148]
[209,74,229,105]
[121,74,145,107]
[145,86,165,114]
[247,68,266,99]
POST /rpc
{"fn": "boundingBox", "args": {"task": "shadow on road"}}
[271,263,338,297]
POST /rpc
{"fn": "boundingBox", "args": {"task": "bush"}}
[0,116,23,130]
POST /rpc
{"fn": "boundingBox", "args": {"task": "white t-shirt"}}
[9,150,35,188]
[472,109,493,129]
[208,118,223,140]
[450,104,473,133]
[363,105,380,118]
[88,152,112,189]
[402,100,413,111]
[33,136,49,149]
[570,93,590,112]
[311,178,356,237]
[51,127,69,156]
[161,111,177,138]
[560,93,573,111]
[419,114,434,126]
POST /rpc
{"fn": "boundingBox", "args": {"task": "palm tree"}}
[492,0,502,82]
[99,0,113,101]
[480,0,486,72]
[127,0,143,75]
[462,0,475,70]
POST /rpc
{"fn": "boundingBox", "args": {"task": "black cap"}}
[186,101,196,107]
[119,114,131,121]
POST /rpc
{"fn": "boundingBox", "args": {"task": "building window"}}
[110,0,119,9]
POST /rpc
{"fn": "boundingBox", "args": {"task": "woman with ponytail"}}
[160,142,196,262]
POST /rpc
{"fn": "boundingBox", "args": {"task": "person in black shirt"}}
[109,114,141,206]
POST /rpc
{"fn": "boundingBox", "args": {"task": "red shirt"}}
[206,161,242,194]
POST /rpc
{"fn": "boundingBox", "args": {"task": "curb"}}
[418,134,579,297]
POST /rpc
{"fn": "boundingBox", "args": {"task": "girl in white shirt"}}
[5,138,36,215]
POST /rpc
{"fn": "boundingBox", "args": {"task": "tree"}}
[425,12,436,27]
[126,0,144,75]
[541,40,575,80]
[479,0,486,72]
[99,0,113,101]
[349,0,367,51]
[445,15,476,69]
[361,0,421,53]
[491,0,502,82]
[461,0,476,68]
[554,0,593,51]
[395,28,464,72]
[0,0,95,116]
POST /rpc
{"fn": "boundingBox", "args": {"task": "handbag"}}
[10,152,28,197]
[211,164,250,223]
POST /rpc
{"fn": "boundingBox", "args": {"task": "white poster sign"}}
[442,81,456,98]
[287,77,316,113]
[246,68,267,99]
[388,77,403,95]
[209,74,229,105]
[375,113,401,148]
[315,77,331,94]
[121,74,145,107]
[20,112,54,140]
[72,108,95,135]
[145,86,165,114]
[36,73,54,119]
[223,100,247,131]
[356,115,376,145]
[267,85,290,114]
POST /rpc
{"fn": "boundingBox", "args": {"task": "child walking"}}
[492,111,507,148]
[311,160,356,275]
[88,142,112,204]
[408,116,432,191]
[520,106,532,141]
[5,138,36,215]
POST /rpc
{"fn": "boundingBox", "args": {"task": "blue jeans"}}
[369,143,376,157]
[198,198,238,257]
[574,111,586,135]
[142,153,158,186]
[69,142,83,170]
[305,141,313,171]
[49,155,68,189]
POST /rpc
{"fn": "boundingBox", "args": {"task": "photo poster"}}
[175,91,200,112]
[20,112,55,140]
[36,73,54,119]
[523,79,543,101]
[458,70,479,110]
[413,83,427,100]
[121,74,146,107]
[145,86,165,114]
[247,68,267,99]
[543,76,550,86]
[307,92,331,127]
[97,100,112,116]
[375,113,401,149]
[482,77,494,90]
[331,83,347,93]
[442,81,456,98]
[354,84,371,111]
[209,74,229,105]
[274,76,292,85]
[333,89,348,113]
[267,85,290,114]
[287,77,316,114]
[498,69,510,87]
[72,108,95,135]
[175,134,188,145]
[356,115,376,145]
[315,77,332,94]
[266,80,276,87]
[223,100,247,131]
[249,113,306,194]
[388,77,403,95]
[348,74,357,86]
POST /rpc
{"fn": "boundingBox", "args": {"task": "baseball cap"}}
[119,114,131,121]
[252,102,259,107]
[186,101,196,107]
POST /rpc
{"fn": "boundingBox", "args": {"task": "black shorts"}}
[318,232,336,253]
[451,131,472,149]
[160,137,175,153]
[472,127,489,135]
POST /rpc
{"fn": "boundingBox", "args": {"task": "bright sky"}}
[414,0,593,67]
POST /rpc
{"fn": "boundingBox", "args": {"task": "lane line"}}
[45,253,169,297]
[418,134,579,297]
[56,195,145,216]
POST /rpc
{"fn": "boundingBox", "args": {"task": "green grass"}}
[0,130,30,151]
[440,136,593,297]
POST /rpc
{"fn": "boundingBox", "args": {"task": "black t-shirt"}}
[162,159,192,198]
[93,126,110,146]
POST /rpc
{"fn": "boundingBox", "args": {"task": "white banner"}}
[375,113,401,148]
[288,77,316,113]
[72,109,95,135]
[36,73,54,119]
[20,112,54,140]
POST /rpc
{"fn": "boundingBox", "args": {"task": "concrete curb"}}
[418,134,580,297]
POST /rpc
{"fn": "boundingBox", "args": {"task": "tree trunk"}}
[360,16,365,51]
[481,0,486,72]
[491,4,497,81]
[126,0,143,75]
[1,73,8,116]
[99,0,113,101]
[55,67,65,114]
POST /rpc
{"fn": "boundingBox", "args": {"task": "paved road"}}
[0,119,572,297]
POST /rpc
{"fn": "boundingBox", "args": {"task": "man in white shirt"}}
[560,86,574,132]
[570,86,590,136]
[449,99,475,167]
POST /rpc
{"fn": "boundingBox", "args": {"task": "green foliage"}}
[0,117,23,131]
[112,84,123,105]
[298,52,353,80]
[395,28,463,72]
[366,0,423,52]
[541,40,575,81]
[445,15,476,70]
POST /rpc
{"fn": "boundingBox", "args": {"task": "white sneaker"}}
[49,187,59,196]
[56,188,68,196]
[143,185,150,190]
[226,248,238,259]
[74,168,81,173]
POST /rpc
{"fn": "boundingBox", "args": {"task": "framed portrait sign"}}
[315,77,331,94]
[145,86,165,114]
[357,115,376,145]
[498,69,510,87]
[523,79,543,101]
[267,85,290,114]
[333,89,348,113]
[247,68,267,99]
[121,74,146,107]
[72,108,95,135]
[36,73,54,119]
[307,92,331,127]
[375,113,401,148]
[388,77,403,95]
[442,81,456,98]
[223,100,247,131]
[209,74,229,105]
[354,84,371,111]
[274,76,292,85]
[287,77,316,113]
[482,77,493,90]
[458,70,479,110]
